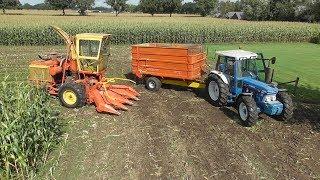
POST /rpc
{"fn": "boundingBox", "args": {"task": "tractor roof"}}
[216,50,258,59]
[76,33,111,40]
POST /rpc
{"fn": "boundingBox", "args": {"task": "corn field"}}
[0,13,320,45]
[0,79,61,179]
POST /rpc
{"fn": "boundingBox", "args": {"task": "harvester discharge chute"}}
[29,26,139,115]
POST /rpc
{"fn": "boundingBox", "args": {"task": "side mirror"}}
[218,64,226,72]
[270,57,276,64]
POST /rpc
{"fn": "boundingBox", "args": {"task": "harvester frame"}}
[29,26,140,115]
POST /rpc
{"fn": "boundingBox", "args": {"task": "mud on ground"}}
[35,45,319,179]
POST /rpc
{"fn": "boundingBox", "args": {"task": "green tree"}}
[241,0,269,20]
[140,0,161,16]
[0,0,19,14]
[180,2,198,14]
[106,0,128,16]
[20,2,33,9]
[269,0,296,21]
[46,0,72,15]
[218,1,241,16]
[74,0,95,16]
[33,3,53,10]
[162,0,182,17]
[310,0,320,21]
[194,0,217,17]
[126,4,139,12]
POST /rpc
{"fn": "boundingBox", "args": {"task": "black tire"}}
[205,74,229,106]
[237,96,259,127]
[58,82,86,108]
[276,92,293,121]
[145,77,161,91]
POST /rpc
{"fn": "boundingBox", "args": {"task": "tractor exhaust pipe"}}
[265,67,274,84]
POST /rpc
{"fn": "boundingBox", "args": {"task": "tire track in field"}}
[160,88,275,179]
[126,88,184,179]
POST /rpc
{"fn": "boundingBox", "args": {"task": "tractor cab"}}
[75,33,111,73]
[215,50,275,83]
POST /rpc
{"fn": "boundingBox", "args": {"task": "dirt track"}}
[50,85,319,179]
[44,46,320,179]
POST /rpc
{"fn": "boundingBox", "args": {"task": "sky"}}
[20,0,193,6]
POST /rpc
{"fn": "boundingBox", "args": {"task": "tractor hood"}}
[242,78,278,94]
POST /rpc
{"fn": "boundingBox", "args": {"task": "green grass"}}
[206,43,320,102]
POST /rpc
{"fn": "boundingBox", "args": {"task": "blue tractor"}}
[206,50,293,126]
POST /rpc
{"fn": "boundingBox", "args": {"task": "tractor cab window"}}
[240,58,258,78]
[222,56,235,77]
[98,39,111,71]
[100,39,110,60]
[79,40,100,57]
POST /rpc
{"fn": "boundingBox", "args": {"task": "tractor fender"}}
[209,70,229,85]
[235,93,254,108]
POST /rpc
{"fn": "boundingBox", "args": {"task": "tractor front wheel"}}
[237,96,259,127]
[276,92,293,121]
[206,74,228,106]
[145,77,162,91]
[58,82,86,108]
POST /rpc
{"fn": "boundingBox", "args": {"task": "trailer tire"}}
[58,82,86,108]
[276,92,293,121]
[206,74,228,106]
[146,77,161,91]
[237,96,259,127]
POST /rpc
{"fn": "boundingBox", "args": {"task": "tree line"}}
[218,0,320,22]
[1,0,319,22]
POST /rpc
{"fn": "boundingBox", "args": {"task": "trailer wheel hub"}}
[148,81,156,89]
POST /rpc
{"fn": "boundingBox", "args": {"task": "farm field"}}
[1,10,320,45]
[0,43,319,179]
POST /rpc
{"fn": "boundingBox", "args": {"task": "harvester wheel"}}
[276,92,293,121]
[146,77,161,91]
[206,74,228,106]
[58,82,86,108]
[237,96,259,127]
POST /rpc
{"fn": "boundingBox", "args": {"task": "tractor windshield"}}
[101,39,110,60]
[79,40,100,57]
[240,58,258,78]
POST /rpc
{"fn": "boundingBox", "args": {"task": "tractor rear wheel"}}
[58,82,86,108]
[206,74,228,106]
[237,96,259,127]
[276,92,293,121]
[145,77,162,91]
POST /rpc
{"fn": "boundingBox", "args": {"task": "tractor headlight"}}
[264,94,277,102]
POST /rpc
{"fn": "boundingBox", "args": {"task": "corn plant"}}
[0,78,61,179]
[0,14,319,45]
[311,33,320,44]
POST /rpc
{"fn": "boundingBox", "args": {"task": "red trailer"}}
[131,43,207,91]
